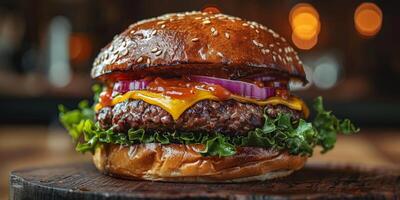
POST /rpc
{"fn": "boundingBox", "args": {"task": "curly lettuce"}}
[59,95,359,157]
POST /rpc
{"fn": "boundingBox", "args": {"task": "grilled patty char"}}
[97,100,302,135]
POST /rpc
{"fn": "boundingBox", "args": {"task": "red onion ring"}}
[113,79,151,94]
[188,75,275,100]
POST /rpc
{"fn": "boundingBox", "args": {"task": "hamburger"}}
[59,11,358,182]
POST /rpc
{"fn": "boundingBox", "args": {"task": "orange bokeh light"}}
[354,3,382,37]
[292,12,319,40]
[202,5,221,14]
[289,3,319,26]
[292,32,318,50]
[289,3,320,49]
[69,33,92,63]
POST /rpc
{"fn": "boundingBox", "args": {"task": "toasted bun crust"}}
[93,143,307,182]
[92,11,306,83]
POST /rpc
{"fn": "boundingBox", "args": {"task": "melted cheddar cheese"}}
[95,90,309,120]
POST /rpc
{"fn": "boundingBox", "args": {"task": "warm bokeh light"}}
[292,13,319,40]
[291,32,318,50]
[69,33,92,63]
[202,5,221,14]
[289,3,320,49]
[354,2,382,37]
[289,3,320,27]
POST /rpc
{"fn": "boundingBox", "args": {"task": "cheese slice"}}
[95,90,309,120]
[96,90,219,120]
[231,95,309,117]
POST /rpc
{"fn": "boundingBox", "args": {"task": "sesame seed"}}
[151,30,157,36]
[255,29,260,33]
[202,20,211,25]
[147,58,151,65]
[191,38,199,42]
[217,52,224,57]
[250,25,255,29]
[104,53,109,59]
[161,24,166,28]
[157,21,165,25]
[269,44,274,48]
[120,49,128,56]
[273,56,276,62]
[109,45,115,51]
[151,47,158,53]
[252,40,263,47]
[121,40,127,47]
[137,57,143,63]
[242,23,249,26]
[261,49,271,55]
[225,32,230,39]
[212,30,218,36]
[155,50,162,56]
[279,48,282,53]
[110,56,117,63]
[211,27,216,32]
[130,30,135,34]
[194,16,202,20]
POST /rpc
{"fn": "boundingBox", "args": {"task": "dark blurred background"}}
[1,0,400,198]
[0,0,399,127]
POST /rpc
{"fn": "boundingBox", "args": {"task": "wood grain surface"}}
[9,162,400,200]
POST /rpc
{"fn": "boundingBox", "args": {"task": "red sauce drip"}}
[99,89,113,106]
[275,88,289,99]
[147,77,231,100]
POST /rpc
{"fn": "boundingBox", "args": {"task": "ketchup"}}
[100,76,291,108]
[147,77,231,100]
[275,88,289,99]
[99,89,113,106]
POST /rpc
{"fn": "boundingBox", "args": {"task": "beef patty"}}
[97,100,302,135]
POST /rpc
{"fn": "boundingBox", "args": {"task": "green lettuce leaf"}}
[58,96,359,157]
[313,96,360,152]
[199,134,236,157]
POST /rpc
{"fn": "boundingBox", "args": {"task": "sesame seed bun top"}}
[92,11,307,83]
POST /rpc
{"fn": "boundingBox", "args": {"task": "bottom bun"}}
[93,143,307,182]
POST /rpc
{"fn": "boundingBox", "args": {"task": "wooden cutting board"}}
[9,162,399,200]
